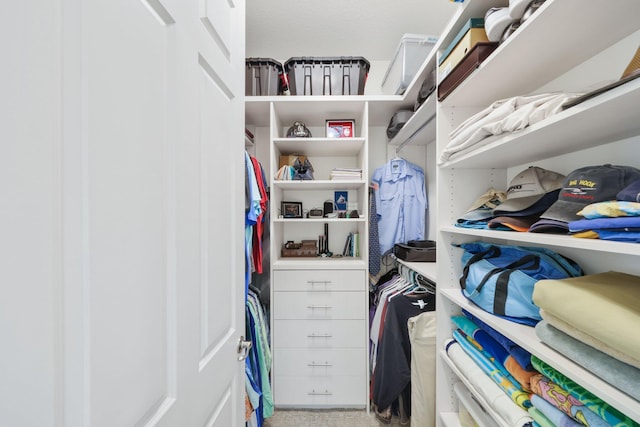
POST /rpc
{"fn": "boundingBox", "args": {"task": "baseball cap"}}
[458,188,507,222]
[492,166,565,214]
[617,179,640,202]
[530,164,640,232]
[488,215,540,232]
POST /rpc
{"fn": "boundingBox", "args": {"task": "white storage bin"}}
[381,33,438,95]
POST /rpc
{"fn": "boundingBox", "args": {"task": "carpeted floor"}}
[263,409,407,426]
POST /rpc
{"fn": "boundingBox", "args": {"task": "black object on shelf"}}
[245,58,284,96]
[284,56,370,96]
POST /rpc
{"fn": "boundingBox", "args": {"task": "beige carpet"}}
[263,409,407,426]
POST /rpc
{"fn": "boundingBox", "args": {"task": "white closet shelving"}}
[248,97,378,409]
[433,1,640,427]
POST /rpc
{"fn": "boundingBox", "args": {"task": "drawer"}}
[273,291,365,320]
[274,375,367,407]
[273,348,366,377]
[274,319,366,348]
[273,269,365,292]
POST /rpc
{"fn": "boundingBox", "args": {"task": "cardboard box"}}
[438,42,499,101]
[279,155,306,169]
[438,18,487,80]
[439,27,489,80]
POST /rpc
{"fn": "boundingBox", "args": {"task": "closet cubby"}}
[433,1,640,426]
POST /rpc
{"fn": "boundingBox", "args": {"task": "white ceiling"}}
[245,0,459,62]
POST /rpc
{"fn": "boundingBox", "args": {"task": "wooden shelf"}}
[388,94,437,147]
[439,76,640,169]
[439,0,640,107]
[245,95,408,127]
[441,225,640,257]
[273,138,365,157]
[274,217,365,223]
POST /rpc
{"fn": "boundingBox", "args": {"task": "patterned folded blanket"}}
[532,356,639,427]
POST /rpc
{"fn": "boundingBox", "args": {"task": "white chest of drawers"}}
[272,268,368,408]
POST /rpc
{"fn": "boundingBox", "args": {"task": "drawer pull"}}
[308,389,332,396]
[308,362,333,367]
[307,305,332,310]
[307,280,331,286]
[307,333,332,338]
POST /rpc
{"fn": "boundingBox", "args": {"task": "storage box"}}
[279,155,306,169]
[381,34,438,95]
[439,26,489,80]
[439,19,485,66]
[245,58,283,96]
[284,57,370,96]
[437,42,499,101]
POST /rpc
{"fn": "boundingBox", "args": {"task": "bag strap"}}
[465,253,540,298]
[493,254,541,316]
[459,245,501,290]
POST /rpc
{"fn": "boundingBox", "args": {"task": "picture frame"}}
[281,201,303,218]
[326,119,356,138]
[334,191,348,211]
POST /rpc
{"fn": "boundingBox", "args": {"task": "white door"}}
[1,0,246,426]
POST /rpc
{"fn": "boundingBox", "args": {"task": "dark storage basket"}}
[284,56,370,96]
[246,58,283,96]
[393,240,436,262]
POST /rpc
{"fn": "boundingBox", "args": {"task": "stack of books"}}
[342,232,360,257]
[330,168,362,180]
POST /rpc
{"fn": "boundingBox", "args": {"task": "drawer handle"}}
[308,389,332,396]
[307,280,331,286]
[307,305,332,310]
[308,362,333,367]
[307,333,332,338]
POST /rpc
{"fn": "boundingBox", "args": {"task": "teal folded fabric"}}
[451,316,515,381]
[529,406,556,427]
[532,356,639,427]
[453,329,531,409]
[531,393,582,427]
[536,320,640,401]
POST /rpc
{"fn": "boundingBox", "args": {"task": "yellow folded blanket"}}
[533,271,640,365]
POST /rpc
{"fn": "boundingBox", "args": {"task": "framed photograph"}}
[334,191,348,211]
[326,120,355,138]
[281,201,303,218]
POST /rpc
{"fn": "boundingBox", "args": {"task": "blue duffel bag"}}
[457,241,584,325]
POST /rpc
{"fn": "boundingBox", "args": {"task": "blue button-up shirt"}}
[371,158,426,255]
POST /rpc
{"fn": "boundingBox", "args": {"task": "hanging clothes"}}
[245,151,262,293]
[245,288,273,426]
[371,158,427,255]
[250,156,269,274]
[369,264,437,423]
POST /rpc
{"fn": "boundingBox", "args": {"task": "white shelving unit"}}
[433,1,640,426]
[261,98,371,408]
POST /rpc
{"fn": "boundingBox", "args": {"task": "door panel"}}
[0,2,61,426]
[85,1,175,425]
[3,0,245,424]
[68,0,245,425]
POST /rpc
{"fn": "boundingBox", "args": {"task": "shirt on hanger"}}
[371,158,427,255]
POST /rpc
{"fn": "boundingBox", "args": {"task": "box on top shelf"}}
[245,57,285,96]
[283,57,370,96]
[437,42,499,102]
[381,33,438,95]
[438,18,488,81]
